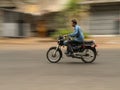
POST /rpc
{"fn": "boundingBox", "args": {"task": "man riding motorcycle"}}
[64,19,84,55]
[46,19,97,63]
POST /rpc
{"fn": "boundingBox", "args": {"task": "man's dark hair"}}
[71,19,77,24]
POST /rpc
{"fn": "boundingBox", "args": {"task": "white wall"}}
[0,10,3,36]
[2,23,31,37]
[2,23,18,37]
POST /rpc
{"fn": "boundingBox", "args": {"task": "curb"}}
[90,35,120,37]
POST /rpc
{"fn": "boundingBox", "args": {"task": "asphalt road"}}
[0,45,120,90]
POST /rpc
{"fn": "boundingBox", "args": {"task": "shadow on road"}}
[56,61,99,65]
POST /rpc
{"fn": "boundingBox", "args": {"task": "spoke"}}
[48,49,60,62]
[82,49,95,62]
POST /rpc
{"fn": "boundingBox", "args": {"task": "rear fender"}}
[84,46,97,55]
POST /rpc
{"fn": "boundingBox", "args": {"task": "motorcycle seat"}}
[84,40,94,44]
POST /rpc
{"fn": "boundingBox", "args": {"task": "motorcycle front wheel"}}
[46,47,62,63]
[81,47,96,63]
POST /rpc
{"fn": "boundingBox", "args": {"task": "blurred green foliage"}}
[54,0,89,29]
[84,32,89,39]
[50,29,89,39]
[50,29,72,39]
[51,0,89,39]
[67,0,78,10]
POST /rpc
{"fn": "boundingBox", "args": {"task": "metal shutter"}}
[90,5,119,35]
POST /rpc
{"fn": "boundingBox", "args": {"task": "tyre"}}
[46,47,62,63]
[81,47,96,63]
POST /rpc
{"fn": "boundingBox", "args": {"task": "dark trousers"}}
[66,40,79,53]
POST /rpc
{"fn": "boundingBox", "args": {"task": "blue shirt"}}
[69,25,84,42]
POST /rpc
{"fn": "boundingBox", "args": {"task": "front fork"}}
[53,45,60,56]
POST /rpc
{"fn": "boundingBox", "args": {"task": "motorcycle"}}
[46,35,98,63]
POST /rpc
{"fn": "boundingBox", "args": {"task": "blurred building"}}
[80,0,120,35]
[0,0,69,37]
[0,0,16,37]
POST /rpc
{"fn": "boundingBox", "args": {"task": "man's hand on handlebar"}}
[63,35,67,37]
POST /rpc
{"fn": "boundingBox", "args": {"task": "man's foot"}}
[65,51,69,54]
[68,52,73,56]
[65,52,74,57]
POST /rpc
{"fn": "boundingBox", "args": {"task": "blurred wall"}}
[0,10,3,36]
[1,10,31,37]
[86,3,120,35]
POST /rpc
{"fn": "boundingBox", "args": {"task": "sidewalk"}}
[0,37,55,45]
[86,36,120,49]
[0,36,120,49]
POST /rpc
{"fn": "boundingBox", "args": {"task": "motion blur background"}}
[0,0,120,38]
[0,1,120,90]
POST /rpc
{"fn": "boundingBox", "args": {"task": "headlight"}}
[57,40,60,44]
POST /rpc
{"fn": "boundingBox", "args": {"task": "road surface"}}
[0,45,120,90]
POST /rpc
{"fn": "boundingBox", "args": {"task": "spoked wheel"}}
[46,47,62,63]
[81,48,96,63]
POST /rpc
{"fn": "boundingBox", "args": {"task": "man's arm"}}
[69,27,79,37]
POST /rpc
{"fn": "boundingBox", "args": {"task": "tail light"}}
[91,44,97,47]
[95,44,97,47]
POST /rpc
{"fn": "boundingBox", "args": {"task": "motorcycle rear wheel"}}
[81,48,96,63]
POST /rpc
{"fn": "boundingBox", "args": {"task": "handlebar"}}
[63,35,72,40]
